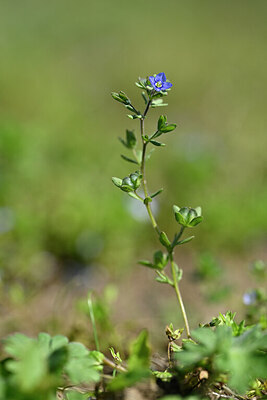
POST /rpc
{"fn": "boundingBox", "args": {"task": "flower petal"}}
[157,72,166,82]
[149,76,155,85]
[162,81,172,90]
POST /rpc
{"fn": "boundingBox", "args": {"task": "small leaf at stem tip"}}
[160,124,177,133]
[177,236,195,245]
[159,231,171,249]
[111,177,122,188]
[121,154,139,164]
[151,188,163,198]
[150,140,165,147]
[111,92,125,104]
[118,91,130,103]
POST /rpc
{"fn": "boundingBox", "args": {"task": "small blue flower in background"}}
[243,290,257,305]
[149,72,173,92]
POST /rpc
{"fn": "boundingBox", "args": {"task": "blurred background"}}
[0,0,266,350]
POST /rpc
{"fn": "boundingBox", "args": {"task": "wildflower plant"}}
[0,73,266,400]
[112,72,203,338]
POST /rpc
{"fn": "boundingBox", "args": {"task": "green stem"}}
[139,100,191,337]
[88,294,100,352]
[140,117,160,234]
[169,252,191,338]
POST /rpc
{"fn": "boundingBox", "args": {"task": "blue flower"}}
[243,291,257,305]
[149,73,173,92]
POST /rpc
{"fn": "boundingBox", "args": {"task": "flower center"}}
[155,81,163,88]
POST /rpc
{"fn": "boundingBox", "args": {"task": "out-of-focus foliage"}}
[0,332,103,400]
[176,324,267,394]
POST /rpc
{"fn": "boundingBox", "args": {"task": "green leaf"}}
[111,177,122,188]
[156,271,173,285]
[159,231,171,249]
[153,250,168,269]
[151,188,163,198]
[120,154,139,164]
[160,124,177,133]
[195,206,202,217]
[153,370,173,382]
[108,330,151,391]
[188,216,203,227]
[4,333,33,358]
[173,263,183,281]
[141,92,148,104]
[65,346,103,385]
[126,129,137,149]
[111,92,125,104]
[50,335,69,351]
[177,236,195,245]
[119,129,137,149]
[150,140,166,147]
[128,192,142,201]
[48,346,68,373]
[173,205,180,213]
[174,212,186,226]
[66,392,89,400]
[5,341,48,392]
[151,103,168,108]
[127,114,142,119]
[108,368,151,391]
[128,330,150,370]
[157,115,167,131]
[138,260,155,269]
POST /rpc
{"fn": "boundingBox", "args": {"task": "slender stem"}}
[169,252,191,338]
[88,294,100,352]
[134,191,144,201]
[167,341,172,366]
[143,99,152,117]
[103,356,127,373]
[139,99,190,337]
[140,115,160,234]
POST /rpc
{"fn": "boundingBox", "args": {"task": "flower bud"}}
[173,205,203,228]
